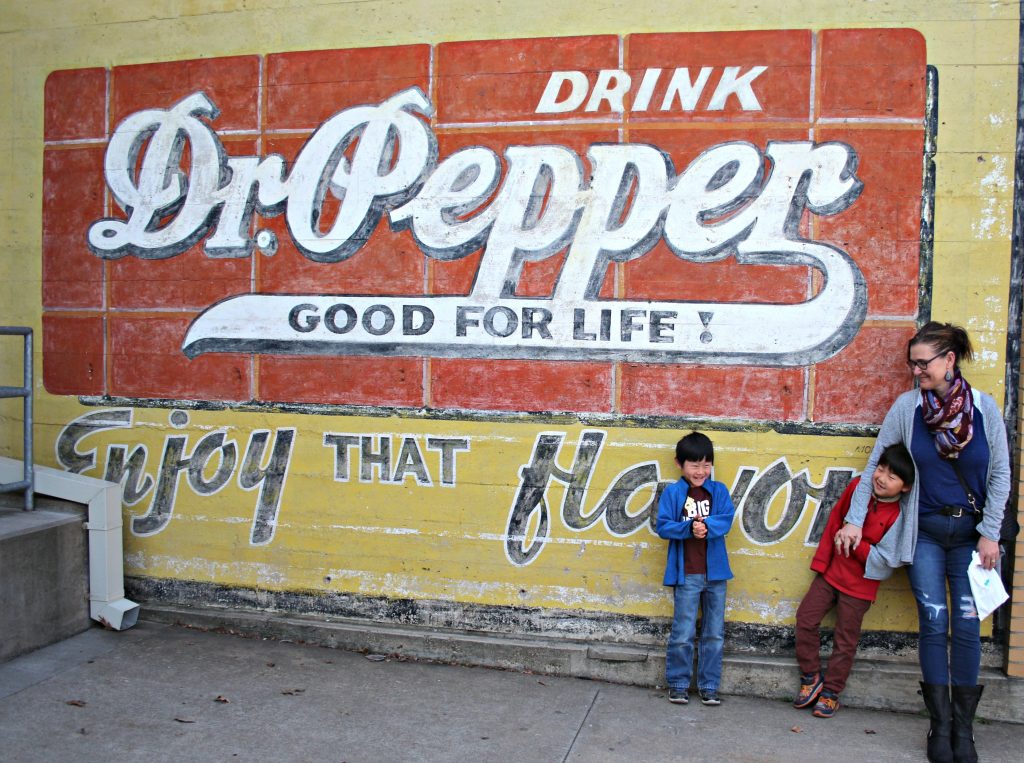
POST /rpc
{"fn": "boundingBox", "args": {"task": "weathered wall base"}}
[126,577,1001,663]
[131,580,1023,724]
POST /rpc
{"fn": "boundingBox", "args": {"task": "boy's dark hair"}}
[676,431,714,464]
[878,443,915,487]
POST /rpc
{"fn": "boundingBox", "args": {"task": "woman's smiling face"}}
[907,340,956,397]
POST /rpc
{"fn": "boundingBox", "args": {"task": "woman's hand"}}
[977,536,1001,570]
[834,523,862,557]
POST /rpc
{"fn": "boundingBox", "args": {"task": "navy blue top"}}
[911,405,990,514]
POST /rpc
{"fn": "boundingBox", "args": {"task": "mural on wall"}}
[94,86,866,365]
[52,406,925,634]
[40,29,931,634]
[57,408,854,553]
[42,28,927,423]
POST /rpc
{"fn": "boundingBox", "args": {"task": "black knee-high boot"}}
[920,682,954,763]
[950,684,984,763]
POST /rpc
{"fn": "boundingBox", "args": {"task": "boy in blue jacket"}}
[656,431,736,706]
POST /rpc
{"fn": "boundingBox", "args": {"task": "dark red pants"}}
[794,574,873,694]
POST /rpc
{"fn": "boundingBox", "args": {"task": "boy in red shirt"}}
[793,443,915,718]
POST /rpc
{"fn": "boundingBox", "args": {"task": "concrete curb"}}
[140,602,1024,724]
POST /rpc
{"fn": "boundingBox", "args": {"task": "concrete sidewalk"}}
[1,621,1022,763]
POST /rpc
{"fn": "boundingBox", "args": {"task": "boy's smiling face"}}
[678,457,712,488]
[872,463,909,501]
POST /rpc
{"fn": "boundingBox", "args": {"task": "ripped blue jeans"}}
[908,512,980,686]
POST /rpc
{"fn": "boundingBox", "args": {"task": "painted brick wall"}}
[41,29,926,424]
[24,8,1021,670]
[7,0,1024,699]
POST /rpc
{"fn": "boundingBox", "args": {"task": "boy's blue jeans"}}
[666,575,727,692]
[907,512,981,686]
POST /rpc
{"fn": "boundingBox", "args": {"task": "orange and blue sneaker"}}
[812,690,840,718]
[793,671,824,709]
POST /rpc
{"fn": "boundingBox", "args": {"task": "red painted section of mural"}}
[41,29,926,422]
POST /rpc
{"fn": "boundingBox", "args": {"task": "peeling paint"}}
[479,532,654,549]
[125,552,287,585]
[730,547,786,558]
[727,594,800,622]
[974,154,1011,240]
[326,524,422,536]
[319,569,668,610]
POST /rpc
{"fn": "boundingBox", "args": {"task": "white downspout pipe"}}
[0,457,139,630]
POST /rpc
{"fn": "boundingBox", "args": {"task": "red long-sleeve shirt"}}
[811,476,901,601]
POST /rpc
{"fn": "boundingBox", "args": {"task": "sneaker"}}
[812,691,840,718]
[793,671,824,709]
[699,690,721,706]
[668,687,689,704]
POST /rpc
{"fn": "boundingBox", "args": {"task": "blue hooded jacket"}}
[656,477,736,585]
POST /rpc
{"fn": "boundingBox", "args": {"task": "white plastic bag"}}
[967,551,1009,620]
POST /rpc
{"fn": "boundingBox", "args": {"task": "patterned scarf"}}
[921,368,974,459]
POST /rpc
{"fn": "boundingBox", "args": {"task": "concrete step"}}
[0,497,89,662]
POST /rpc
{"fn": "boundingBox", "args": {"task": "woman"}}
[835,322,1009,763]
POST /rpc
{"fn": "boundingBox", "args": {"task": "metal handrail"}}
[0,326,33,509]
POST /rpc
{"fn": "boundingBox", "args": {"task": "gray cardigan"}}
[845,388,1011,580]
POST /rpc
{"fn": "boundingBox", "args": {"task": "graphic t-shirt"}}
[682,484,711,575]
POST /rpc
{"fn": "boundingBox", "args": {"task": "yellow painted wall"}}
[1,1,1020,642]
[51,405,914,633]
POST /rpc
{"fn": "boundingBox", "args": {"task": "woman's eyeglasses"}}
[906,351,947,371]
